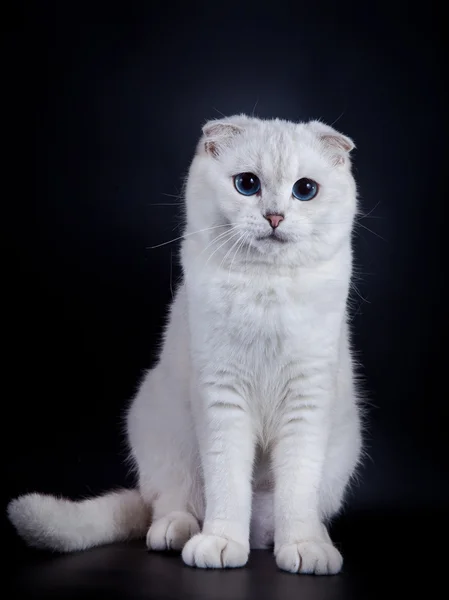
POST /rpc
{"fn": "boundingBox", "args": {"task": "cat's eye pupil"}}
[241,175,256,190]
[234,173,261,196]
[292,178,318,201]
[298,180,312,194]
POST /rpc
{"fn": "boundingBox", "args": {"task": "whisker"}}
[205,230,243,268]
[228,232,248,280]
[216,232,246,270]
[357,201,382,220]
[212,107,226,118]
[219,232,246,275]
[182,226,242,280]
[356,222,387,242]
[330,110,345,127]
[311,221,353,225]
[244,231,253,268]
[195,226,242,260]
[251,98,259,117]
[169,250,174,298]
[147,223,239,249]
[161,193,182,199]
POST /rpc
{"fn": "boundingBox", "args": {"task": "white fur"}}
[7,490,149,552]
[8,115,362,574]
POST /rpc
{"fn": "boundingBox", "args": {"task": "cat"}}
[8,114,363,574]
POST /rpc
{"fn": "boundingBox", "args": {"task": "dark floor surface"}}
[5,509,446,599]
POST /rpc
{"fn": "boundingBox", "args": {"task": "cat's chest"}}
[217,280,300,337]
[190,273,342,363]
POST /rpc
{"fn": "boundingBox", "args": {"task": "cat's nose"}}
[264,214,284,229]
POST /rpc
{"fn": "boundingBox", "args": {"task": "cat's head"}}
[185,114,357,267]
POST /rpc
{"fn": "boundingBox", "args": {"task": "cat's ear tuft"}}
[201,121,244,157]
[308,120,355,165]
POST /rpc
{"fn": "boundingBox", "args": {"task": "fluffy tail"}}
[7,489,150,552]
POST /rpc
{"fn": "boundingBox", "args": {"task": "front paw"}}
[276,540,343,575]
[182,533,249,569]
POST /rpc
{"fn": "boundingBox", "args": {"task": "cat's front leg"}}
[182,385,254,569]
[273,383,343,575]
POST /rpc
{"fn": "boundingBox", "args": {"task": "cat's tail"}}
[7,489,150,552]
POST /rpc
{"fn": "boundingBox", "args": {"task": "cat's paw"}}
[275,540,343,575]
[182,533,249,569]
[146,511,200,552]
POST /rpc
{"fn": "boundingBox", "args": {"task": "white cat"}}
[8,115,363,574]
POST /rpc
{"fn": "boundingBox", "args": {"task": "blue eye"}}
[234,173,261,196]
[292,178,318,201]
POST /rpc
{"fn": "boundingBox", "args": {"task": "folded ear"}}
[201,120,244,157]
[308,120,355,165]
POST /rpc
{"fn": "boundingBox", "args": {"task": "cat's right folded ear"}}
[201,120,244,158]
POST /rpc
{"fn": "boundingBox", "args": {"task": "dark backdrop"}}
[3,0,448,564]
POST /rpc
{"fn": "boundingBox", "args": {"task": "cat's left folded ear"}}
[308,120,355,166]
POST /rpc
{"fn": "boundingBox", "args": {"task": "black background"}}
[3,1,449,598]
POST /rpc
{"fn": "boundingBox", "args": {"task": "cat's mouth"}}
[256,231,288,244]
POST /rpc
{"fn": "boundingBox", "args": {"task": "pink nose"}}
[264,214,284,229]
